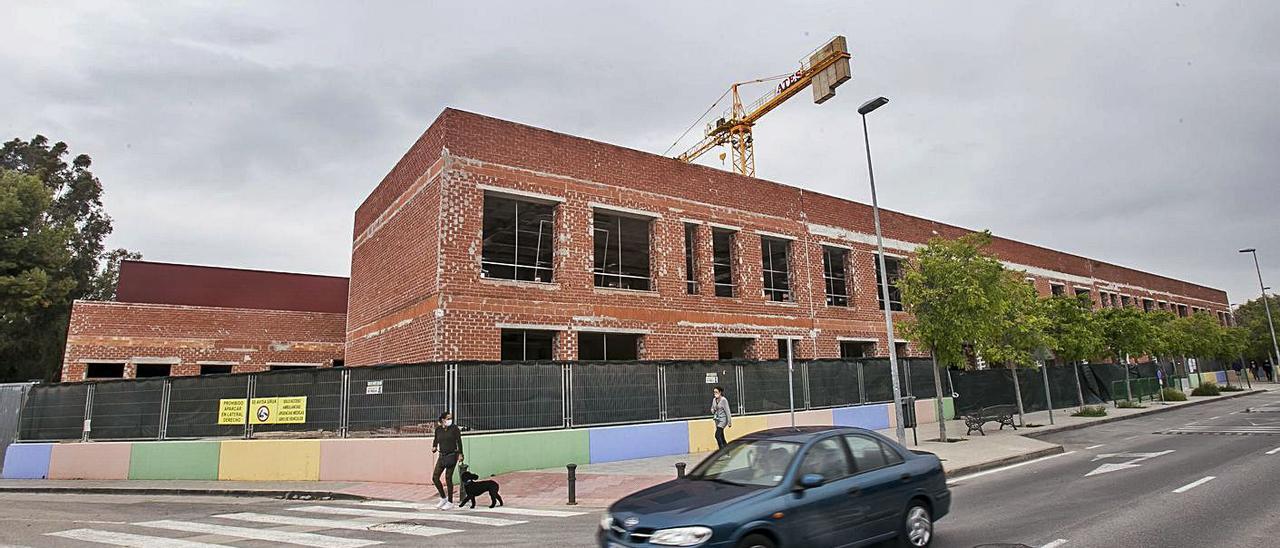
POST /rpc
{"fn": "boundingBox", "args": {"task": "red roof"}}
[115,260,349,314]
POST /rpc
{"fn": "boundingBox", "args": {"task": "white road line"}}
[1172,476,1216,494]
[1041,539,1069,548]
[47,529,225,548]
[362,500,586,517]
[135,520,378,548]
[947,451,1076,484]
[1085,444,1105,450]
[292,505,525,527]
[214,512,460,538]
[1209,416,1221,420]
[1266,447,1280,455]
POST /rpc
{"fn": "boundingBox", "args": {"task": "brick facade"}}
[344,109,1230,365]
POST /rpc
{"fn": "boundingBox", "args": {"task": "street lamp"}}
[1240,248,1280,383]
[858,96,907,445]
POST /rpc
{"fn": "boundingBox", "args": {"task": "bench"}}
[962,405,1018,436]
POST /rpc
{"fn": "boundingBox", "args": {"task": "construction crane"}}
[673,36,852,177]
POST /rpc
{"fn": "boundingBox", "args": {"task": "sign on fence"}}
[365,380,383,395]
[217,396,308,425]
[705,373,718,384]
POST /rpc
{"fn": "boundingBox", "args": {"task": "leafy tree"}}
[976,271,1053,424]
[1042,294,1103,411]
[1095,306,1155,400]
[0,136,137,381]
[898,231,1005,440]
[1233,295,1280,366]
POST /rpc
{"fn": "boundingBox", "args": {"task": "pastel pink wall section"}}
[47,442,132,480]
[319,438,435,484]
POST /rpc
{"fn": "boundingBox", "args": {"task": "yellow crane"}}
[674,36,853,177]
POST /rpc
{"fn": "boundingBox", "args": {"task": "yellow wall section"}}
[218,440,321,481]
[687,415,770,453]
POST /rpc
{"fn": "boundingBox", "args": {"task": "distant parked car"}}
[599,426,949,548]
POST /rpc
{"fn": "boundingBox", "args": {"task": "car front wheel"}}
[899,502,932,547]
[736,533,776,548]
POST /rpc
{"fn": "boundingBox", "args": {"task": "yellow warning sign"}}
[218,398,247,425]
[277,396,307,424]
[250,398,279,425]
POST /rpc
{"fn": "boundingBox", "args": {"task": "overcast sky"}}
[3,1,1277,303]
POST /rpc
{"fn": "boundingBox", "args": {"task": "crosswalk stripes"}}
[360,499,588,518]
[134,520,379,548]
[292,504,527,526]
[46,529,225,548]
[1160,425,1280,436]
[213,512,460,538]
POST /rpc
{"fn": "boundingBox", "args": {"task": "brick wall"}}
[62,301,346,382]
[345,109,1230,365]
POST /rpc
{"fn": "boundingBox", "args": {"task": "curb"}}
[943,445,1065,478]
[0,487,369,501]
[1021,389,1266,439]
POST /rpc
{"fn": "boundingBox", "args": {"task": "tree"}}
[1170,312,1230,377]
[1233,295,1280,366]
[898,231,1006,441]
[976,271,1053,424]
[0,136,137,381]
[1095,306,1155,400]
[1043,294,1104,411]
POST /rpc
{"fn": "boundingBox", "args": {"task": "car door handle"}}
[899,474,912,483]
[846,487,861,496]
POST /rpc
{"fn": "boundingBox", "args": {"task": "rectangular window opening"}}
[1142,299,1155,313]
[135,363,172,378]
[840,341,875,359]
[823,246,850,307]
[269,364,319,371]
[500,329,556,361]
[717,338,748,360]
[1050,283,1065,297]
[761,237,792,302]
[712,228,736,297]
[85,363,125,379]
[777,339,798,360]
[1121,295,1132,308]
[593,211,652,291]
[684,223,699,295]
[200,364,234,375]
[875,255,904,312]
[481,194,556,283]
[577,332,641,361]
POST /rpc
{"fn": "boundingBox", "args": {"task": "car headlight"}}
[599,514,614,531]
[649,526,713,546]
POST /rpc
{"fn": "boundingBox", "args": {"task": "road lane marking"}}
[47,529,224,548]
[1209,416,1221,420]
[1041,540,1069,548]
[214,512,460,537]
[1266,447,1280,455]
[293,505,525,526]
[1085,450,1174,477]
[361,500,586,517]
[947,451,1076,484]
[135,520,378,548]
[1085,444,1105,450]
[1172,476,1216,494]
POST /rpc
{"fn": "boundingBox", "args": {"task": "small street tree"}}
[1096,307,1156,399]
[1043,294,1104,411]
[898,231,1005,441]
[976,271,1053,425]
[1171,312,1230,381]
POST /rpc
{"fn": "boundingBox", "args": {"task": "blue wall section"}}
[589,421,690,463]
[1,443,53,479]
[833,404,890,430]
[1215,371,1228,384]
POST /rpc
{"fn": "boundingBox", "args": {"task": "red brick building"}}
[61,261,347,381]
[344,108,1231,366]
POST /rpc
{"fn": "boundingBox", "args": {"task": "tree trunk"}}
[1010,361,1026,426]
[1040,361,1054,425]
[931,354,947,442]
[1074,360,1086,412]
[1122,354,1133,402]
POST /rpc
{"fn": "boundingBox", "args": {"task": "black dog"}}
[458,469,504,508]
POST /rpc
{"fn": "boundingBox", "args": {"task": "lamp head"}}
[858,96,889,115]
[1240,248,1257,253]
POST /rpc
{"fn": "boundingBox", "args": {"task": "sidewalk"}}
[1,385,1270,508]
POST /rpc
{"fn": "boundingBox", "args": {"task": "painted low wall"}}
[1,398,954,483]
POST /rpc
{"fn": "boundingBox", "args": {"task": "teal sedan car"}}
[599,426,949,548]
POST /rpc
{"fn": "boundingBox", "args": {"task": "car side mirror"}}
[797,473,825,489]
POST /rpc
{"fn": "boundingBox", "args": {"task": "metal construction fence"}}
[0,383,34,469]
[950,360,1225,414]
[15,358,955,442]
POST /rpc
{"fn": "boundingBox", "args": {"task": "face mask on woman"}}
[443,419,453,427]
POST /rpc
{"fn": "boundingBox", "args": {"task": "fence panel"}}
[347,363,446,437]
[89,378,164,440]
[457,363,562,432]
[740,361,803,414]
[951,368,1015,414]
[251,368,344,437]
[1046,364,1083,407]
[906,359,943,399]
[806,360,860,408]
[166,374,250,439]
[664,362,738,420]
[572,363,659,426]
[861,359,894,403]
[18,383,88,441]
[0,383,34,469]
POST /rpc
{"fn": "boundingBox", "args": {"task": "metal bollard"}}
[566,463,578,506]
[675,462,686,478]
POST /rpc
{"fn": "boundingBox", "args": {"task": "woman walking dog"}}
[432,411,464,509]
[711,386,732,449]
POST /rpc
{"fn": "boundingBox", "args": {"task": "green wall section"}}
[943,397,956,420]
[129,441,221,480]
[462,429,589,476]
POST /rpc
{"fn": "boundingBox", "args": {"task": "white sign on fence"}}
[705,373,718,384]
[366,380,383,395]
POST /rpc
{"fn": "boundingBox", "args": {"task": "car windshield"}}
[688,439,801,487]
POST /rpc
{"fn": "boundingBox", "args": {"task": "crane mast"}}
[675,36,852,177]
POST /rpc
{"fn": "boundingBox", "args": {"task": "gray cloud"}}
[1,1,1277,303]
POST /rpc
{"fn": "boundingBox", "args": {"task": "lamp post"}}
[1240,248,1280,383]
[859,96,907,445]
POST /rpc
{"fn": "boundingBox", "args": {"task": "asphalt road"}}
[934,389,1280,548]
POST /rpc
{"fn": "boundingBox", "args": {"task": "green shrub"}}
[1191,382,1220,396]
[1220,385,1245,392]
[1161,388,1188,401]
[1116,399,1146,409]
[1072,405,1108,417]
